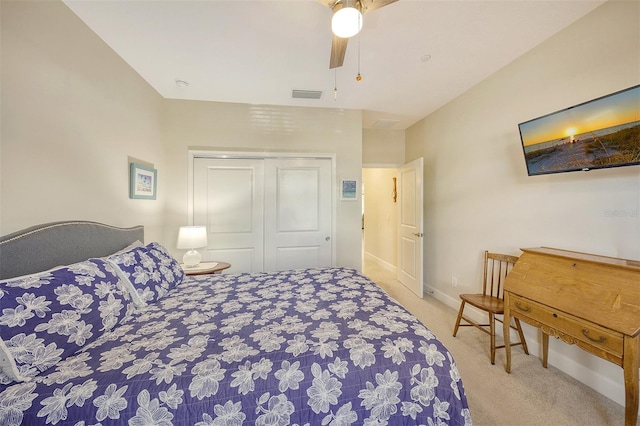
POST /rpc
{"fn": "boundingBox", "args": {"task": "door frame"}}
[187,150,337,267]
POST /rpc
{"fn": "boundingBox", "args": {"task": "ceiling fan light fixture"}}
[331,3,363,38]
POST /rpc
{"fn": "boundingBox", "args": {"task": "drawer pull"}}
[582,329,606,344]
[514,302,530,312]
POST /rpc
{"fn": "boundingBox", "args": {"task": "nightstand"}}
[181,261,231,276]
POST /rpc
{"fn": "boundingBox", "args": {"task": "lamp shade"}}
[177,226,208,249]
[331,5,363,38]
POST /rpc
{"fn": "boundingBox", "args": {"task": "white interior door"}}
[264,158,332,271]
[397,158,424,297]
[193,158,264,272]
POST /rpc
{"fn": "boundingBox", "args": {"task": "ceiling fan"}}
[317,0,399,69]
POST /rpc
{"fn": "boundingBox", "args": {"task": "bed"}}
[0,221,472,425]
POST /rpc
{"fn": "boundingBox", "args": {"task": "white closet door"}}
[263,158,333,271]
[193,158,265,272]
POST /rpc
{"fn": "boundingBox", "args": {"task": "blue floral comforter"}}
[0,267,471,425]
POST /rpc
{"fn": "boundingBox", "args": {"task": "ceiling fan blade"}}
[316,0,336,8]
[361,0,399,14]
[330,35,348,69]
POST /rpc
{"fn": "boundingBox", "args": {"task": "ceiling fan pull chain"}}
[334,69,338,101]
[356,33,362,82]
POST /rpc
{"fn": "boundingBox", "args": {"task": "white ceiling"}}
[63,0,606,130]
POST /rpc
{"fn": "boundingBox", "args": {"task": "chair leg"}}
[489,312,496,365]
[514,318,529,355]
[453,301,466,337]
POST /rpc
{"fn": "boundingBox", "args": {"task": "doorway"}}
[362,168,399,273]
[362,158,424,297]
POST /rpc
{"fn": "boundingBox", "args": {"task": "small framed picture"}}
[340,179,358,201]
[129,163,157,200]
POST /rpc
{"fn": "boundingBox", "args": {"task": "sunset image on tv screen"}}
[518,85,640,175]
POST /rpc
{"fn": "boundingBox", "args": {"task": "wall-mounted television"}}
[518,85,640,176]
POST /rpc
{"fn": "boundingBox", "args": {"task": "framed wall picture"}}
[340,179,358,201]
[129,163,157,200]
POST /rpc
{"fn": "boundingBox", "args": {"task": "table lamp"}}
[177,226,208,267]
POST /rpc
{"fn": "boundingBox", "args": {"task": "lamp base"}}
[183,249,202,267]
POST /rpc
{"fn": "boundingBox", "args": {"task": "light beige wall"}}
[0,1,165,241]
[406,0,639,406]
[363,128,405,166]
[161,100,363,270]
[362,168,398,269]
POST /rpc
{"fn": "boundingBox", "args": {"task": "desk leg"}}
[504,292,512,373]
[623,335,639,426]
[542,332,549,369]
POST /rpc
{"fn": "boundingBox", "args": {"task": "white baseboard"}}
[363,251,397,274]
[424,282,628,409]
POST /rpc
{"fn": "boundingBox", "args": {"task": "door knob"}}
[412,232,424,237]
[325,236,331,241]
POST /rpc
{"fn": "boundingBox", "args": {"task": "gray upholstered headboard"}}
[0,221,144,280]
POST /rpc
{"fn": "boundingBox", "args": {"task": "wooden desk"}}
[503,247,640,426]
[181,261,230,275]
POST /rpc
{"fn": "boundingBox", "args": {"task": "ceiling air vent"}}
[292,90,323,100]
[372,119,401,129]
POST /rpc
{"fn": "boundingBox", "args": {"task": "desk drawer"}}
[509,295,624,358]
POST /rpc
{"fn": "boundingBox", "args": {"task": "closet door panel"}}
[275,168,320,232]
[193,158,264,273]
[264,158,332,272]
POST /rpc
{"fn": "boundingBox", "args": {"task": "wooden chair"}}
[453,250,529,364]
